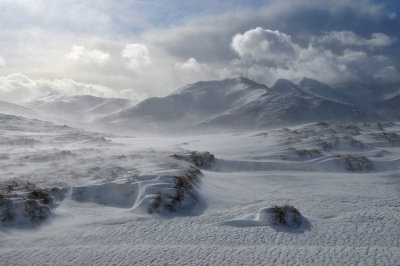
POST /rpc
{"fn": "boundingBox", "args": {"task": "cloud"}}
[174,57,216,85]
[313,31,395,47]
[134,0,400,89]
[121,43,152,69]
[0,0,399,100]
[231,27,299,66]
[0,73,136,103]
[142,0,396,62]
[66,45,111,65]
[0,56,5,67]
[227,27,400,85]
[175,58,207,72]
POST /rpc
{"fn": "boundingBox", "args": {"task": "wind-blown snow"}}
[0,114,399,265]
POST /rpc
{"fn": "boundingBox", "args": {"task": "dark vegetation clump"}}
[313,134,341,152]
[148,192,162,213]
[318,139,333,151]
[373,132,400,144]
[363,122,370,127]
[173,151,215,168]
[189,151,215,167]
[0,194,13,222]
[375,122,396,131]
[283,128,299,134]
[0,180,66,224]
[28,189,53,205]
[317,136,339,151]
[377,122,385,131]
[315,122,330,127]
[293,148,321,158]
[148,166,202,213]
[270,205,301,226]
[24,199,49,221]
[336,124,361,136]
[337,155,375,171]
[343,136,364,149]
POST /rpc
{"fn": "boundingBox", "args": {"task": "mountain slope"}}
[375,94,400,119]
[0,100,41,119]
[298,78,353,104]
[25,95,132,125]
[97,77,385,133]
[198,79,378,130]
[100,77,268,130]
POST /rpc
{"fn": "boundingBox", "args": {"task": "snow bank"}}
[221,205,310,232]
[147,166,203,214]
[71,182,139,208]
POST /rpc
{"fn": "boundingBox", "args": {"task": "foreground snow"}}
[0,115,399,265]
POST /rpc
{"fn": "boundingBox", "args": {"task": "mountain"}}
[297,78,353,104]
[24,95,132,126]
[96,77,385,134]
[0,100,41,119]
[375,94,400,119]
[99,77,267,131]
[197,79,377,130]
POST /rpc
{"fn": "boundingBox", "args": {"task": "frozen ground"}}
[0,115,399,265]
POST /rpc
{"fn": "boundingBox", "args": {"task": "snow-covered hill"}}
[99,77,268,131]
[0,77,399,264]
[97,77,387,133]
[198,79,379,130]
[0,114,207,224]
[0,100,41,120]
[0,115,399,265]
[376,94,400,119]
[25,95,132,126]
[297,78,353,104]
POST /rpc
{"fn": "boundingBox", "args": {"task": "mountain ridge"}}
[1,76,397,133]
[95,77,392,134]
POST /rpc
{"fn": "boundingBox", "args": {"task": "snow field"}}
[0,117,399,265]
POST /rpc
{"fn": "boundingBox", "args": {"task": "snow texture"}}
[0,114,399,265]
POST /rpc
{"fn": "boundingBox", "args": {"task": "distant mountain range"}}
[96,77,398,133]
[0,77,399,133]
[25,95,132,125]
[0,100,41,119]
[0,95,132,127]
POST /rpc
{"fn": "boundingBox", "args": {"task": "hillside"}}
[24,95,132,126]
[97,77,385,133]
[1,115,399,265]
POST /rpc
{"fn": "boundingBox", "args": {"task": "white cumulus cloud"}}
[66,45,111,65]
[121,43,152,69]
[231,27,299,66]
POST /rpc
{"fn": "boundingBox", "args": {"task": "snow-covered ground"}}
[0,115,399,265]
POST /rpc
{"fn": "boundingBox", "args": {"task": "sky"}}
[0,0,399,102]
